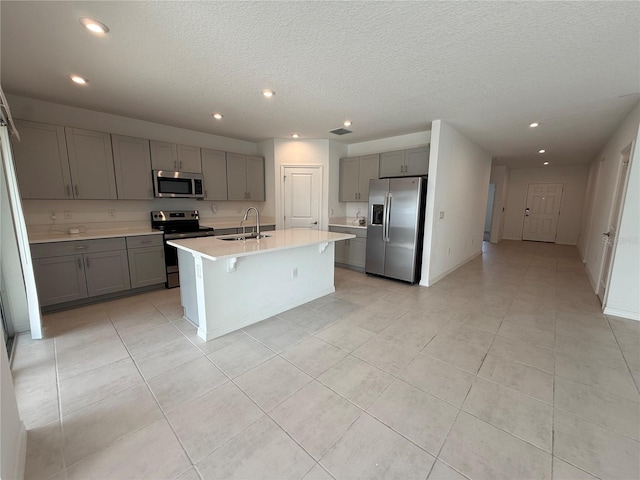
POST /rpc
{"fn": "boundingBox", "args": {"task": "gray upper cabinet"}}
[246,155,265,201]
[339,154,379,201]
[227,153,265,201]
[379,146,429,178]
[379,150,406,178]
[177,144,202,173]
[65,127,117,199]
[201,149,227,200]
[150,140,178,171]
[339,157,360,201]
[404,146,429,176]
[151,141,202,173]
[112,135,153,199]
[11,119,72,199]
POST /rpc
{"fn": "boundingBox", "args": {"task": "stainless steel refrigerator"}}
[365,177,427,283]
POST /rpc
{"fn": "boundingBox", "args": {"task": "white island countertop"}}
[168,229,355,261]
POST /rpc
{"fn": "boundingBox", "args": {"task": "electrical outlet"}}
[211,204,217,213]
[439,211,445,219]
[108,209,116,218]
[448,247,451,255]
[330,208,334,216]
[50,211,57,221]
[291,267,298,279]
[64,210,72,219]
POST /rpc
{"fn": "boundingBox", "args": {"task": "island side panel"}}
[177,248,199,326]
[200,242,335,340]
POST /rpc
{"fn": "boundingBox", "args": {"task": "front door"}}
[283,165,322,230]
[522,183,563,242]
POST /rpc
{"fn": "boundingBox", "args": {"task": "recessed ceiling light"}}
[212,113,223,120]
[291,134,299,139]
[262,89,275,98]
[80,17,109,34]
[529,122,540,128]
[543,161,549,165]
[343,120,352,127]
[538,149,546,154]
[70,75,88,85]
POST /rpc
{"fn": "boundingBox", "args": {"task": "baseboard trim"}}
[603,307,640,321]
[13,421,27,480]
[420,249,482,287]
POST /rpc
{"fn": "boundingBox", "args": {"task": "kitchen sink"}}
[217,233,271,241]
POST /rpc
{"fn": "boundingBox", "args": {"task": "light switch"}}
[439,211,445,219]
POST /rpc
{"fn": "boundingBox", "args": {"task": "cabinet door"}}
[33,255,87,306]
[339,157,359,202]
[84,250,131,297]
[150,140,178,171]
[112,135,153,199]
[379,150,405,178]
[245,155,265,201]
[347,237,367,268]
[65,128,117,199]
[128,246,166,288]
[202,149,228,200]
[405,146,429,176]
[334,239,348,265]
[226,153,247,200]
[11,120,72,199]
[358,154,379,200]
[177,144,202,173]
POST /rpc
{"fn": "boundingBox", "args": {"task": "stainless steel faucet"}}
[241,206,260,237]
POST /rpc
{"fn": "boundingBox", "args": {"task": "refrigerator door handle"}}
[384,193,392,242]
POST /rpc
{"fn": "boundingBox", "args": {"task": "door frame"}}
[280,164,324,230]
[597,141,634,304]
[521,182,564,242]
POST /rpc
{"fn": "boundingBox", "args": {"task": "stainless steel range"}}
[151,210,216,288]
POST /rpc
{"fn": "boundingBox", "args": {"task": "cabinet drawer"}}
[31,237,127,258]
[126,235,163,249]
[329,226,367,238]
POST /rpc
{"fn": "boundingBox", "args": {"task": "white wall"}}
[257,139,276,218]
[581,102,640,290]
[1,338,26,480]
[489,165,509,243]
[347,131,431,156]
[273,139,331,230]
[502,165,589,244]
[421,120,492,286]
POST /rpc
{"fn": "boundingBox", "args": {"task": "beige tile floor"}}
[11,240,640,480]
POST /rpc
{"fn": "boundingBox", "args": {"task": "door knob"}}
[311,221,318,225]
[603,232,611,237]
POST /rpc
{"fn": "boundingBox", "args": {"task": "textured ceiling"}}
[1,1,639,168]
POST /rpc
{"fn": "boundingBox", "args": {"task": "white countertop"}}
[328,217,367,230]
[168,229,355,261]
[29,227,162,244]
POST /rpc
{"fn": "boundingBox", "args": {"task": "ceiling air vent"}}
[329,127,352,136]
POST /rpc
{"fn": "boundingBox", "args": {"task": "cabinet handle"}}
[179,160,183,171]
[74,185,79,197]
[77,257,82,269]
[74,246,88,250]
[85,257,90,268]
[140,239,152,244]
[66,185,71,197]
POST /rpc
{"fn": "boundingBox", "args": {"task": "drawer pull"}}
[140,240,152,244]
[74,246,88,250]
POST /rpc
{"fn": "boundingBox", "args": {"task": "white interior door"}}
[598,145,632,302]
[283,166,322,230]
[522,183,563,242]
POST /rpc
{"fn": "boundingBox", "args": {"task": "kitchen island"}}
[168,229,355,341]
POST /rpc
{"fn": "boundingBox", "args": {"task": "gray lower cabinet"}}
[329,226,367,270]
[126,236,167,288]
[31,236,167,307]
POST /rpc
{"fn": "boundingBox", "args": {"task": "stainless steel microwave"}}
[153,170,204,198]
